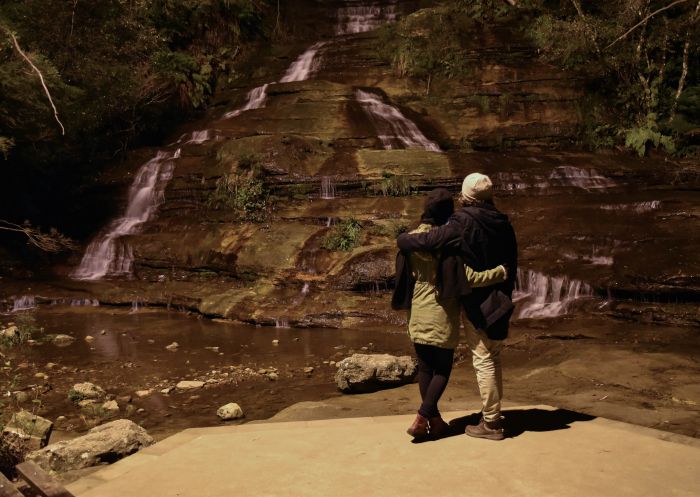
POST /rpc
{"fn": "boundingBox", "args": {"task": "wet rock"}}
[160,386,174,395]
[176,380,205,391]
[303,366,315,375]
[70,382,106,401]
[1,410,53,450]
[135,389,152,398]
[84,335,95,343]
[26,419,154,473]
[52,334,75,347]
[217,403,244,420]
[165,342,179,351]
[272,339,279,346]
[335,354,417,393]
[267,372,280,381]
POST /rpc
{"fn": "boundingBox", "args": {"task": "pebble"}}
[165,342,179,351]
[84,335,95,343]
[147,339,155,344]
[100,330,106,335]
[271,340,279,346]
[135,390,152,398]
[160,387,174,395]
[303,367,314,375]
[137,408,146,414]
[267,372,279,381]
[34,372,48,379]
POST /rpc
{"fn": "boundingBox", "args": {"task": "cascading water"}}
[280,42,327,83]
[355,90,441,151]
[513,269,594,319]
[71,298,100,307]
[186,130,212,144]
[600,201,661,213]
[549,166,616,190]
[320,176,336,199]
[72,149,180,280]
[275,317,290,328]
[12,295,36,312]
[336,1,399,35]
[224,84,270,119]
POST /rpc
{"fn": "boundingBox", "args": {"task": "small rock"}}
[216,403,244,421]
[137,408,146,414]
[160,386,174,395]
[117,395,132,404]
[147,339,155,344]
[176,380,204,391]
[0,325,18,339]
[204,346,219,352]
[165,342,179,351]
[52,334,75,347]
[135,390,152,398]
[267,372,279,381]
[271,339,279,346]
[84,335,95,343]
[13,391,31,403]
[56,416,66,422]
[303,367,314,375]
[101,400,119,416]
[1,410,53,450]
[70,382,106,401]
[34,372,48,380]
[335,354,418,393]
[45,362,58,369]
[100,330,106,335]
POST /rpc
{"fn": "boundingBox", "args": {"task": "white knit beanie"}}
[461,173,493,203]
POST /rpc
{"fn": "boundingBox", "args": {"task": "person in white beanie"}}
[397,172,518,440]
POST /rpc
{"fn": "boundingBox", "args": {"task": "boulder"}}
[217,403,244,420]
[26,419,154,473]
[176,380,204,391]
[1,410,53,450]
[0,325,18,339]
[335,354,417,393]
[70,382,106,401]
[101,400,120,417]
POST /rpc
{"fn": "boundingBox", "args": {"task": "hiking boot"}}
[406,413,429,438]
[465,418,505,440]
[429,416,451,439]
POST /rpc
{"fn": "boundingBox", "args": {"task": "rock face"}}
[70,382,106,401]
[26,419,154,473]
[217,403,244,420]
[335,354,417,393]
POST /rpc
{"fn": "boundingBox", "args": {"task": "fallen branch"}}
[0,220,76,252]
[2,27,65,135]
[604,0,692,51]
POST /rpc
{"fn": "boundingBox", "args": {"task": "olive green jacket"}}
[407,224,507,349]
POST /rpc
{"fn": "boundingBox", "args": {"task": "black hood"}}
[461,201,511,237]
[421,188,454,226]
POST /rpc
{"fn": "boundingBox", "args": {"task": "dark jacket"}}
[396,202,518,339]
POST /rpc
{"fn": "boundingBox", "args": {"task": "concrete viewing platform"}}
[67,405,700,497]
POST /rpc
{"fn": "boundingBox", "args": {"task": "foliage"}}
[207,155,269,222]
[625,116,676,157]
[0,136,13,158]
[375,173,413,197]
[322,218,362,251]
[67,388,86,404]
[527,0,700,155]
[0,314,37,348]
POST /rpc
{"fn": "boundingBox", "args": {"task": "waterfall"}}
[186,130,212,144]
[275,317,290,328]
[280,42,327,83]
[600,201,661,213]
[549,166,616,190]
[70,298,100,307]
[224,84,270,119]
[72,149,180,280]
[301,282,310,296]
[320,176,336,199]
[12,295,36,312]
[355,90,441,151]
[336,2,399,35]
[513,269,594,319]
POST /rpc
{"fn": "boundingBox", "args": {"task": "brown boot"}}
[429,416,451,439]
[407,413,429,438]
[465,417,505,440]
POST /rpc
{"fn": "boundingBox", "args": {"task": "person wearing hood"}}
[392,187,508,440]
[396,174,518,441]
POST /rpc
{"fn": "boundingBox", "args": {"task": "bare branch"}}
[670,0,700,121]
[2,27,66,135]
[0,220,76,253]
[604,0,693,51]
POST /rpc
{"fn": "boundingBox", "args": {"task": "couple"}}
[392,173,518,441]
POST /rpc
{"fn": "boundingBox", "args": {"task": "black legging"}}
[414,343,454,418]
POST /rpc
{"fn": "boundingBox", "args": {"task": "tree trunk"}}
[670,0,700,122]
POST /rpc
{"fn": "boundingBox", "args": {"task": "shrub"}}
[322,219,362,251]
[0,314,37,348]
[375,173,413,197]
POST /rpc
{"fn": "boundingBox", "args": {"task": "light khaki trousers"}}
[464,325,504,423]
